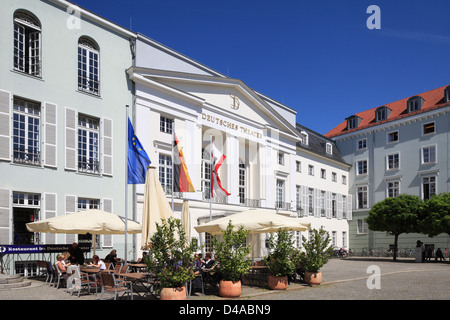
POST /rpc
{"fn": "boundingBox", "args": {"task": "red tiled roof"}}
[325,85,450,138]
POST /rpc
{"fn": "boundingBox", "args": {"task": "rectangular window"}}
[239,164,246,205]
[201,149,211,200]
[423,122,435,135]
[308,165,314,176]
[159,154,173,194]
[320,190,326,217]
[387,153,399,170]
[387,180,400,198]
[13,97,41,165]
[387,131,399,143]
[320,168,326,179]
[422,176,436,200]
[357,185,368,209]
[331,172,337,182]
[78,115,99,174]
[308,188,314,215]
[13,192,40,245]
[160,116,173,134]
[357,219,368,234]
[342,175,347,185]
[357,138,367,150]
[422,146,436,164]
[357,160,367,175]
[296,161,301,172]
[326,143,333,155]
[331,193,337,218]
[275,179,285,209]
[278,152,284,165]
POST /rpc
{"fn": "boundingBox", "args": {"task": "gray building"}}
[0,0,136,272]
[326,85,450,255]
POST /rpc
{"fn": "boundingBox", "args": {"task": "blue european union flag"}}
[128,118,151,184]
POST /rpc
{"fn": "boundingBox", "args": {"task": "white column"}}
[227,134,239,205]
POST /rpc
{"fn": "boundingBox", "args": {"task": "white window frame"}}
[78,38,100,95]
[278,152,284,165]
[13,12,42,77]
[356,185,368,209]
[326,143,333,155]
[387,153,400,171]
[422,121,436,136]
[159,153,173,194]
[160,116,173,134]
[12,97,41,166]
[77,115,100,174]
[308,165,314,176]
[357,219,368,234]
[421,145,436,165]
[387,130,399,144]
[357,138,367,150]
[387,180,400,198]
[296,160,301,173]
[275,179,286,209]
[356,159,368,175]
[422,175,437,200]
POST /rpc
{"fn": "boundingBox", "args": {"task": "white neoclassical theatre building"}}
[129,34,352,259]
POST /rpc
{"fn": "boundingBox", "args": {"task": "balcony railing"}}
[239,198,261,208]
[275,201,290,211]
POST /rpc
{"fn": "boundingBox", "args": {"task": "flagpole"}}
[124,105,129,265]
[209,134,212,221]
[171,129,174,212]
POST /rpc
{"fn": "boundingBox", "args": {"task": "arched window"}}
[78,37,100,95]
[13,10,41,76]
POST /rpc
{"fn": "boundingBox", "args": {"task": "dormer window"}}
[299,131,308,146]
[326,143,333,155]
[407,96,424,113]
[375,106,391,122]
[445,86,450,103]
[346,115,361,130]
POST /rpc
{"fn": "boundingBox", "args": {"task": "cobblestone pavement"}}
[0,257,448,301]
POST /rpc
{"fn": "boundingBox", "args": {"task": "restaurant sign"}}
[0,244,91,255]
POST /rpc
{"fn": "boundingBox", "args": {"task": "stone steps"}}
[0,274,32,290]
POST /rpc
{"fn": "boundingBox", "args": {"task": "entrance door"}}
[13,207,39,245]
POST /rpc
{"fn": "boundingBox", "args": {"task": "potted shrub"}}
[145,217,197,300]
[298,227,334,285]
[212,221,252,298]
[265,228,295,290]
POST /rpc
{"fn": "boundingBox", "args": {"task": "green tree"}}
[145,217,198,288]
[298,227,334,272]
[265,228,296,277]
[365,194,423,261]
[212,221,252,281]
[420,193,450,237]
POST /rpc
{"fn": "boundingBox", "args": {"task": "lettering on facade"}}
[201,113,262,139]
[230,94,240,110]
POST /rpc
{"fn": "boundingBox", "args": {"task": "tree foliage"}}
[421,193,450,237]
[265,228,296,277]
[145,217,198,288]
[298,227,334,272]
[212,221,252,281]
[365,194,423,260]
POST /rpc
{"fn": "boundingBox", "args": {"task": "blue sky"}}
[73,0,450,135]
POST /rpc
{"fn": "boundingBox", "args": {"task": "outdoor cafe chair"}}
[99,271,133,300]
[53,263,66,289]
[188,273,204,298]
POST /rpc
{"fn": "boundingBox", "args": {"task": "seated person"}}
[137,251,148,264]
[55,254,69,279]
[104,249,119,266]
[435,248,446,262]
[89,255,107,270]
[203,252,215,269]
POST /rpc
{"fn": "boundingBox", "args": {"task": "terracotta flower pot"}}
[160,286,187,300]
[219,280,242,298]
[305,271,322,285]
[268,275,288,290]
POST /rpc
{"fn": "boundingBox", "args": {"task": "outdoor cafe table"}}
[117,272,158,298]
[242,266,269,287]
[127,263,148,272]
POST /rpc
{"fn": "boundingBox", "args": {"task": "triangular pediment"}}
[129,67,299,139]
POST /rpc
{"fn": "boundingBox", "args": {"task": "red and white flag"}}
[210,143,230,198]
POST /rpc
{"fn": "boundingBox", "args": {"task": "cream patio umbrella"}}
[194,209,311,235]
[141,166,173,250]
[194,209,311,261]
[181,200,191,241]
[26,209,142,256]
